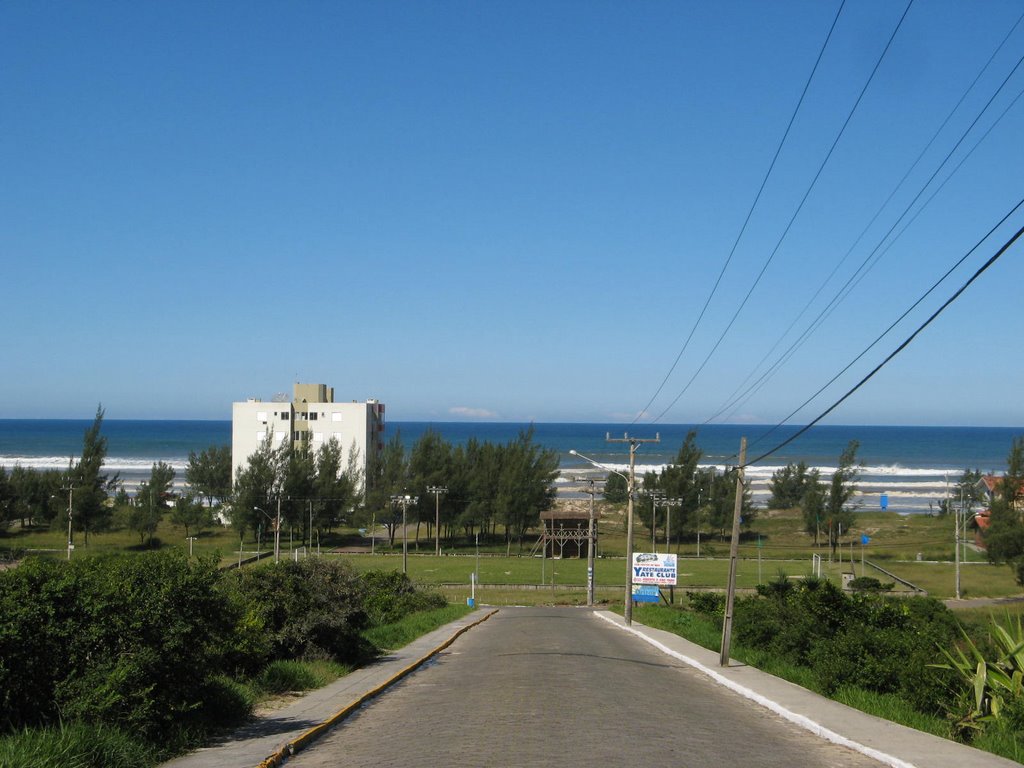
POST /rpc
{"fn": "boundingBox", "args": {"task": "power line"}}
[649,0,916,425]
[704,13,1024,425]
[713,78,1024,427]
[746,216,1024,467]
[629,0,848,424]
[744,195,1024,455]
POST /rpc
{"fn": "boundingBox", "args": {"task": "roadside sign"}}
[632,584,660,603]
[880,494,888,510]
[632,553,677,586]
[861,534,870,545]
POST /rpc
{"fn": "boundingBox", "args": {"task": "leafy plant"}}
[932,612,1024,735]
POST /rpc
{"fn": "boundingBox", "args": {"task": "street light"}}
[390,494,418,574]
[427,486,447,556]
[574,475,602,607]
[571,449,635,623]
[254,506,272,559]
[646,491,665,552]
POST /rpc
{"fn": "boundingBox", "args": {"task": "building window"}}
[309,412,318,421]
[281,412,290,421]
[314,432,324,442]
[257,411,268,422]
[332,412,343,422]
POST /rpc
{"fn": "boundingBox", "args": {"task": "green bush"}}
[226,558,373,665]
[685,591,724,618]
[0,552,239,741]
[361,570,446,626]
[733,577,956,714]
[848,576,894,592]
[255,660,326,695]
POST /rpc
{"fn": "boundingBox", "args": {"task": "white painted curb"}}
[594,611,916,768]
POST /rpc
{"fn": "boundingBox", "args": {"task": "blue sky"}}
[2,1,1023,426]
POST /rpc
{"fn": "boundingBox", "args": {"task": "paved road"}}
[286,607,880,767]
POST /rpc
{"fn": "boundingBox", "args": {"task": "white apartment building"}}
[231,383,385,490]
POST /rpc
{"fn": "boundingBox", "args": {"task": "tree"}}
[800,469,825,546]
[984,437,1024,584]
[822,440,862,556]
[171,493,214,539]
[494,427,558,552]
[185,445,232,508]
[230,434,281,543]
[704,466,754,536]
[126,482,163,546]
[68,405,119,543]
[364,432,409,545]
[311,437,358,542]
[658,431,704,539]
[280,443,316,539]
[602,472,628,504]
[407,429,452,543]
[768,461,815,509]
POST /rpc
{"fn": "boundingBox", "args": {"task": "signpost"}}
[632,552,677,604]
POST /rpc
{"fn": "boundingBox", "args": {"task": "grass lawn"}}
[4,502,1021,603]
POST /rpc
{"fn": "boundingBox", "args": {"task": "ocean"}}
[0,419,1021,515]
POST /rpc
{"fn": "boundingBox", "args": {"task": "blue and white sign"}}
[632,584,661,603]
[632,553,678,586]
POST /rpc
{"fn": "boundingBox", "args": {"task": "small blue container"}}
[467,597,475,608]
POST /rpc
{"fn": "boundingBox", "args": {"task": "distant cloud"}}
[449,406,499,419]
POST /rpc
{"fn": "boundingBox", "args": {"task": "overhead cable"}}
[745,215,1024,467]
[628,0,848,424]
[704,12,1024,424]
[649,0,915,425]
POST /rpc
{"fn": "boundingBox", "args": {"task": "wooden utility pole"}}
[720,437,746,667]
[427,486,447,557]
[607,432,660,627]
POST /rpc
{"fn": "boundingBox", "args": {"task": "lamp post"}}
[663,497,682,553]
[575,477,601,607]
[391,494,417,574]
[572,434,658,626]
[62,485,74,560]
[427,486,447,556]
[647,491,665,552]
[254,506,272,558]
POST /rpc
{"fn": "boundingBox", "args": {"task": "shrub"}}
[733,577,956,713]
[361,570,446,626]
[255,660,325,695]
[848,576,894,592]
[685,591,724,618]
[0,552,239,741]
[226,558,373,666]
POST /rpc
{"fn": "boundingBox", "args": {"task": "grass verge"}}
[362,603,474,651]
[627,605,951,741]
[0,722,154,768]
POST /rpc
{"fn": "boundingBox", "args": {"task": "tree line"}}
[0,409,560,554]
[0,407,233,547]
[607,430,756,546]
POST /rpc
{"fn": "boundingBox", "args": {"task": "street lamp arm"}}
[569,449,629,485]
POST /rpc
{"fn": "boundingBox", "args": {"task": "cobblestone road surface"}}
[285,606,882,767]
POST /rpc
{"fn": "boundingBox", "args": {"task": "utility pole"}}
[720,437,746,667]
[427,486,447,557]
[607,432,660,627]
[955,489,962,600]
[648,491,665,552]
[663,497,682,553]
[576,477,601,607]
[391,494,417,574]
[275,496,282,563]
[62,484,75,560]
